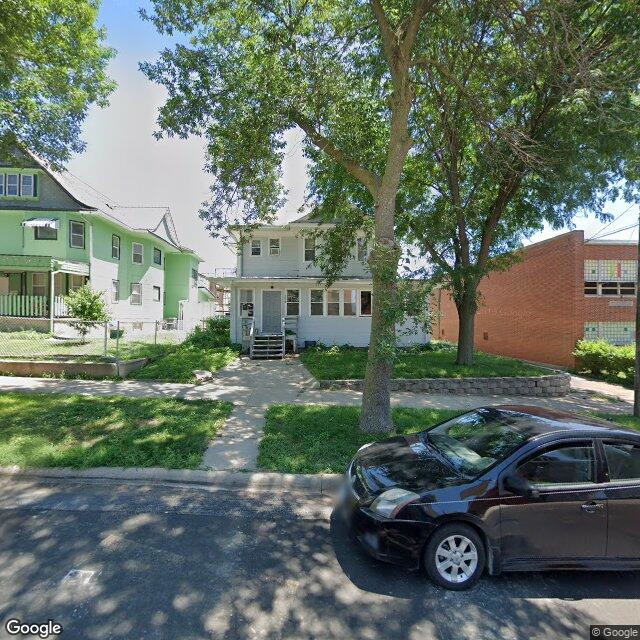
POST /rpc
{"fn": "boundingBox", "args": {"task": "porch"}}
[0,254,90,320]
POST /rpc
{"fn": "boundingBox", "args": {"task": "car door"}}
[499,440,607,563]
[600,439,640,559]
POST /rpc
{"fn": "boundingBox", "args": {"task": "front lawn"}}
[597,413,640,431]
[128,344,240,383]
[300,345,549,380]
[258,404,462,474]
[0,393,232,469]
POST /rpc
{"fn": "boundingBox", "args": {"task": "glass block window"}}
[583,322,635,345]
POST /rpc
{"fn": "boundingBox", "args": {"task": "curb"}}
[0,465,343,495]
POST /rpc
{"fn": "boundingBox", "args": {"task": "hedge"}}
[573,339,634,377]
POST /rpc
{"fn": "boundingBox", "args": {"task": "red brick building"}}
[433,230,637,367]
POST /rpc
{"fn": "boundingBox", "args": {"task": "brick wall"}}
[433,230,638,367]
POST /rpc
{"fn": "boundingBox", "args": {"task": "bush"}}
[573,340,635,377]
[64,285,110,342]
[185,316,231,349]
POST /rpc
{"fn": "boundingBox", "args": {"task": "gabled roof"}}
[22,150,195,256]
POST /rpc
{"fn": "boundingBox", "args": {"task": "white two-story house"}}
[214,212,430,356]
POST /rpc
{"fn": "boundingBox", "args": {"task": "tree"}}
[141,0,439,433]
[400,0,640,365]
[0,0,115,168]
[65,285,110,342]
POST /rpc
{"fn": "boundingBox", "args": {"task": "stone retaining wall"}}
[319,373,570,396]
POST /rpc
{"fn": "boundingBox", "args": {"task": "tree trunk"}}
[634,211,640,417]
[455,288,477,366]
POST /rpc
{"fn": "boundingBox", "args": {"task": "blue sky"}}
[67,1,638,273]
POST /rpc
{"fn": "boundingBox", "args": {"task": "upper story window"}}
[132,242,144,264]
[34,224,57,241]
[585,281,636,296]
[69,221,85,249]
[112,235,121,260]
[357,238,369,262]
[304,237,316,262]
[191,268,198,287]
[0,172,38,197]
[269,238,280,256]
[153,247,162,265]
[251,239,261,256]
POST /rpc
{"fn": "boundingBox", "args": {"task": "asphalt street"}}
[0,476,638,640]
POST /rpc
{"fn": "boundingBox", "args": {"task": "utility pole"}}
[635,210,640,417]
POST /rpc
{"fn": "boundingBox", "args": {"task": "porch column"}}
[49,271,55,333]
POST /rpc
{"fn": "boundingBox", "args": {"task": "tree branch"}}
[290,108,381,197]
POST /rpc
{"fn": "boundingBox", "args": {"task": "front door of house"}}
[262,290,282,334]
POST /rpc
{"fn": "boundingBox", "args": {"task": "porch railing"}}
[0,294,48,318]
[0,294,70,318]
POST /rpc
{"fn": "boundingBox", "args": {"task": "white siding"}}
[230,282,429,347]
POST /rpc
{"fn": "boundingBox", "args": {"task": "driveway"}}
[0,476,637,640]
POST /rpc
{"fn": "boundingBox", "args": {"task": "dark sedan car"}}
[340,405,640,590]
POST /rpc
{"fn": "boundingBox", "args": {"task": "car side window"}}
[516,445,596,487]
[603,442,640,483]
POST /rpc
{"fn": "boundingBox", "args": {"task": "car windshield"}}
[422,409,533,477]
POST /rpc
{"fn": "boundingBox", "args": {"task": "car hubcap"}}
[435,535,478,584]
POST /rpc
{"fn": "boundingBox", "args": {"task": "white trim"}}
[6,173,19,197]
[132,242,144,264]
[239,287,255,319]
[20,174,34,197]
[112,234,121,260]
[309,288,325,317]
[285,288,300,317]
[268,238,281,256]
[69,220,85,249]
[0,173,4,196]
[112,279,119,303]
[327,288,340,317]
[251,239,262,256]
[153,285,161,302]
[303,237,316,262]
[130,282,142,305]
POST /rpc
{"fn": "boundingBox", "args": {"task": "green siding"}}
[164,253,192,317]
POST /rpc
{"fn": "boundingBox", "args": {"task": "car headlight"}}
[370,488,420,519]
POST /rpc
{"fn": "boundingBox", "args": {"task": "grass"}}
[258,404,462,474]
[596,413,640,431]
[300,345,549,381]
[259,406,640,475]
[128,344,240,383]
[0,392,232,469]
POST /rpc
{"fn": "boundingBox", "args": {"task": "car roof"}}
[481,405,640,441]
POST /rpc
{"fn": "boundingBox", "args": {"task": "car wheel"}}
[424,523,485,590]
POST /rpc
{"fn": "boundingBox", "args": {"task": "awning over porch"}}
[21,218,60,230]
[0,254,89,276]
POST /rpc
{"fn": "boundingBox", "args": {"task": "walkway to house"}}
[0,359,632,471]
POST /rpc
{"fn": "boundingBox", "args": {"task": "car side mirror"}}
[504,474,540,500]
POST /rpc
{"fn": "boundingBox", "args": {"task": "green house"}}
[0,150,216,332]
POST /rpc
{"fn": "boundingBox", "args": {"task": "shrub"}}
[64,285,110,342]
[185,316,231,349]
[573,340,635,377]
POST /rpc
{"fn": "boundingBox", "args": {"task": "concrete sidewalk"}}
[0,362,632,472]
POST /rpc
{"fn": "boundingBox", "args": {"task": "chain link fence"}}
[0,316,204,361]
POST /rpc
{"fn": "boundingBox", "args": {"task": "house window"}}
[600,281,619,296]
[251,239,261,256]
[21,174,34,196]
[112,235,121,260]
[286,289,300,316]
[191,268,198,287]
[310,289,324,316]
[32,272,47,297]
[269,238,280,256]
[360,290,372,316]
[6,174,18,196]
[69,275,85,291]
[240,289,254,317]
[620,282,636,296]
[130,283,142,305]
[69,221,85,249]
[304,237,316,262]
[584,281,597,295]
[343,289,357,316]
[153,247,162,265]
[34,225,57,240]
[0,173,4,195]
[132,242,144,264]
[153,285,161,302]
[112,280,119,303]
[357,238,369,262]
[327,289,340,316]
